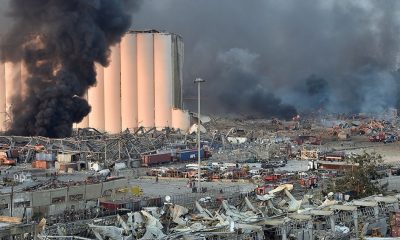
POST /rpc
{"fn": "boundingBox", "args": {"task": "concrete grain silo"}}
[0,61,5,131]
[121,32,138,130]
[5,62,21,118]
[4,30,187,134]
[171,34,184,109]
[88,64,105,131]
[172,108,190,132]
[137,33,155,129]
[20,61,29,99]
[154,33,173,130]
[104,44,122,134]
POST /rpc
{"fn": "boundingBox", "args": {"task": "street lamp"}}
[194,78,205,192]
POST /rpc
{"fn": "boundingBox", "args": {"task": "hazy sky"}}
[0,0,9,32]
[132,0,400,116]
[2,0,400,117]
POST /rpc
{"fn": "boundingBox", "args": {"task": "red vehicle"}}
[369,132,386,142]
[299,176,318,188]
[264,173,282,182]
[294,135,321,145]
[0,157,16,166]
[255,184,280,195]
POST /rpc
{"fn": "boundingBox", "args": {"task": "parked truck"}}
[264,173,282,182]
[141,153,172,167]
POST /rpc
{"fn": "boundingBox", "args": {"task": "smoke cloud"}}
[1,0,138,137]
[132,0,400,116]
[217,48,297,119]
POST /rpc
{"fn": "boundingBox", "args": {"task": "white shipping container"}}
[57,153,73,163]
[114,162,127,171]
[35,153,54,161]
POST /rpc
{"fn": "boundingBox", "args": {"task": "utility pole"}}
[194,78,205,192]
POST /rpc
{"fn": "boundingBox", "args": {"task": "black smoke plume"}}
[216,48,297,120]
[295,75,331,112]
[0,0,137,137]
[132,0,400,116]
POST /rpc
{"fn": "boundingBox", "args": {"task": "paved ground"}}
[129,178,256,198]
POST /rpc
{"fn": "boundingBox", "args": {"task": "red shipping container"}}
[141,153,171,167]
[100,201,124,210]
[32,160,51,169]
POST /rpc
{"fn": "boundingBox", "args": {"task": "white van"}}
[220,163,238,171]
[249,169,261,175]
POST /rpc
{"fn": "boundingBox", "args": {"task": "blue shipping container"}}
[178,149,205,161]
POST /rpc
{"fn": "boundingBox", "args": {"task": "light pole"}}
[194,78,205,192]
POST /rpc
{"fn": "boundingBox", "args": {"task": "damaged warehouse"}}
[0,112,398,239]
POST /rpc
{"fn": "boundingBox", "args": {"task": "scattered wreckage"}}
[34,183,400,240]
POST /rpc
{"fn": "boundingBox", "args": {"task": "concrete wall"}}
[0,180,132,220]
[86,183,102,200]
[32,191,51,207]
[0,194,11,216]
[13,192,32,219]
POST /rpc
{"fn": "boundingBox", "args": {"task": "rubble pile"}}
[33,183,400,239]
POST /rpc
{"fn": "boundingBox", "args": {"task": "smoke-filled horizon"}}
[0,0,138,137]
[1,0,400,131]
[131,0,400,118]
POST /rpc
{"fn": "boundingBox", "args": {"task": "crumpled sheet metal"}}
[170,204,189,225]
[89,224,124,240]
